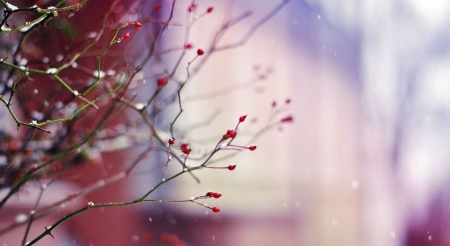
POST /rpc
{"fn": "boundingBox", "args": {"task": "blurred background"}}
[2,0,450,245]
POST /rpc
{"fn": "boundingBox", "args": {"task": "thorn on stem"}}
[44,226,54,239]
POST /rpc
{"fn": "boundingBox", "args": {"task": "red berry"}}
[55,163,63,171]
[239,115,247,122]
[228,164,236,170]
[281,116,293,123]
[188,5,195,12]
[272,101,277,107]
[197,49,204,56]
[212,207,220,213]
[168,138,175,145]
[229,131,237,139]
[212,192,221,198]
[42,156,50,162]
[184,43,193,49]
[285,98,291,104]
[153,3,162,11]
[182,147,191,154]
[124,33,131,39]
[226,129,234,135]
[134,22,142,28]
[248,145,257,151]
[207,7,213,13]
[24,149,31,156]
[222,134,230,140]
[157,76,167,86]
[206,191,214,197]
[180,143,189,150]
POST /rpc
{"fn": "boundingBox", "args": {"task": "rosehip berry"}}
[55,163,63,171]
[285,98,291,104]
[197,49,204,56]
[184,43,193,49]
[157,76,167,86]
[206,191,214,197]
[227,129,234,135]
[212,207,220,213]
[135,22,142,28]
[222,134,230,140]
[272,101,277,107]
[182,147,191,154]
[180,143,189,150]
[281,116,293,123]
[153,3,162,11]
[248,145,257,151]
[124,33,131,39]
[188,5,195,12]
[228,164,236,170]
[168,138,175,145]
[212,192,221,199]
[239,115,247,122]
[42,156,50,162]
[207,7,213,13]
[229,131,237,139]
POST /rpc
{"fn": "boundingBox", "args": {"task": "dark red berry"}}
[124,33,131,39]
[248,145,257,151]
[55,163,63,171]
[153,3,162,11]
[222,134,230,140]
[229,131,237,139]
[206,191,214,197]
[281,116,293,123]
[180,143,189,150]
[227,129,234,135]
[207,7,213,13]
[184,43,193,49]
[197,49,204,56]
[239,115,247,122]
[228,164,236,170]
[157,76,167,86]
[182,147,191,154]
[285,98,291,104]
[212,192,221,198]
[168,138,175,145]
[212,207,220,213]
[135,22,142,28]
